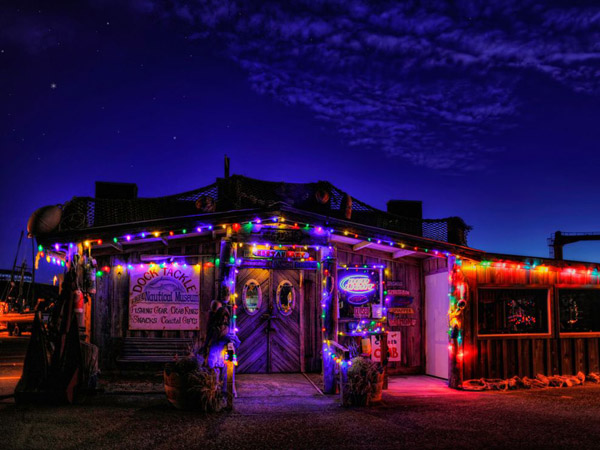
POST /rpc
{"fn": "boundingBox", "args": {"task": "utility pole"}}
[224,155,230,178]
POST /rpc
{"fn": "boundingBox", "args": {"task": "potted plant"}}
[345,356,384,406]
[164,356,222,412]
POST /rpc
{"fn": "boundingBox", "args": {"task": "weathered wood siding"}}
[461,265,600,380]
[336,243,423,374]
[303,269,322,372]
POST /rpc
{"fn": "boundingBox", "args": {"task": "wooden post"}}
[379,332,389,390]
[323,345,335,394]
[225,360,234,410]
[447,256,463,389]
[340,344,350,406]
[448,333,463,389]
[322,255,338,394]
[324,340,350,405]
[216,238,233,304]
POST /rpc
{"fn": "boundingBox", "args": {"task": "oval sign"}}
[348,295,369,305]
[339,274,376,295]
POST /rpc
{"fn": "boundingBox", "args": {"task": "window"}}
[276,280,295,316]
[559,289,600,333]
[478,289,549,335]
[242,280,262,315]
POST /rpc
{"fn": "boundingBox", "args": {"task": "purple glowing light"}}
[339,274,376,295]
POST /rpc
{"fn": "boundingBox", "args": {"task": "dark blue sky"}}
[2,1,600,283]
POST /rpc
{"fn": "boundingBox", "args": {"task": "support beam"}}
[108,242,122,252]
[352,241,373,251]
[392,249,415,259]
[160,237,168,246]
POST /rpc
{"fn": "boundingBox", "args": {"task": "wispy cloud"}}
[134,0,599,170]
[6,0,600,170]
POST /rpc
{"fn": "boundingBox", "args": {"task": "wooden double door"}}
[236,268,302,373]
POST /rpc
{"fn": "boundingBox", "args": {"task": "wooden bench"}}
[117,337,194,364]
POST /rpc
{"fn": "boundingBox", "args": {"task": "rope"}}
[462,371,600,391]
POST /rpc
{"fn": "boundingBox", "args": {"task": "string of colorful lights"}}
[36,215,600,279]
[35,215,600,371]
[323,340,352,367]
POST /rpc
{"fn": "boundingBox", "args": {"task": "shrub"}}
[345,356,383,406]
[164,357,222,412]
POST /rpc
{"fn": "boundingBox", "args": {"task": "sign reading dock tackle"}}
[128,265,200,330]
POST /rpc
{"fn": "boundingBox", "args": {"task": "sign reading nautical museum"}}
[129,264,200,330]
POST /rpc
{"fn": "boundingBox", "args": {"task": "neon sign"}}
[347,295,369,306]
[339,274,376,295]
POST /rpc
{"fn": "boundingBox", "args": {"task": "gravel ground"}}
[2,380,600,450]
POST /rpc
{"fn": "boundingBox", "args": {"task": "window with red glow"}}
[478,289,549,335]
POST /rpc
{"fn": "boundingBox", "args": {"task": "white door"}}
[425,272,449,379]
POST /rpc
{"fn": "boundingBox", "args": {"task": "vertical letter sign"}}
[129,264,200,330]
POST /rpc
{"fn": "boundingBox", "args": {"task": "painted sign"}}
[371,304,383,319]
[239,259,319,270]
[386,280,405,289]
[370,332,401,362]
[389,307,414,315]
[252,249,310,259]
[388,314,417,327]
[389,295,414,307]
[388,289,411,296]
[129,265,200,330]
[240,227,327,246]
[353,306,370,318]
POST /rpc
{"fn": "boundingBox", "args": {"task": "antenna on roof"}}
[224,154,230,178]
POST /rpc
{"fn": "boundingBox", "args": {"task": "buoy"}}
[343,193,353,219]
[315,189,330,204]
[73,289,85,328]
[27,205,62,236]
[195,195,216,213]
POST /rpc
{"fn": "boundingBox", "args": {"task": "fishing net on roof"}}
[60,182,219,230]
[55,175,470,245]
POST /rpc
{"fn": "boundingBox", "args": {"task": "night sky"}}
[2,1,600,283]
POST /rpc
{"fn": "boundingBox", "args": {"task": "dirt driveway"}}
[2,371,600,450]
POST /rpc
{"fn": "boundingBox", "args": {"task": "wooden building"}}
[30,175,600,389]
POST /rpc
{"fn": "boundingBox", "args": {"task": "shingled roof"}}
[56,175,470,245]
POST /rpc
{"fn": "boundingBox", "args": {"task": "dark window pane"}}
[478,289,549,335]
[559,289,600,333]
[277,281,294,315]
[243,281,261,314]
